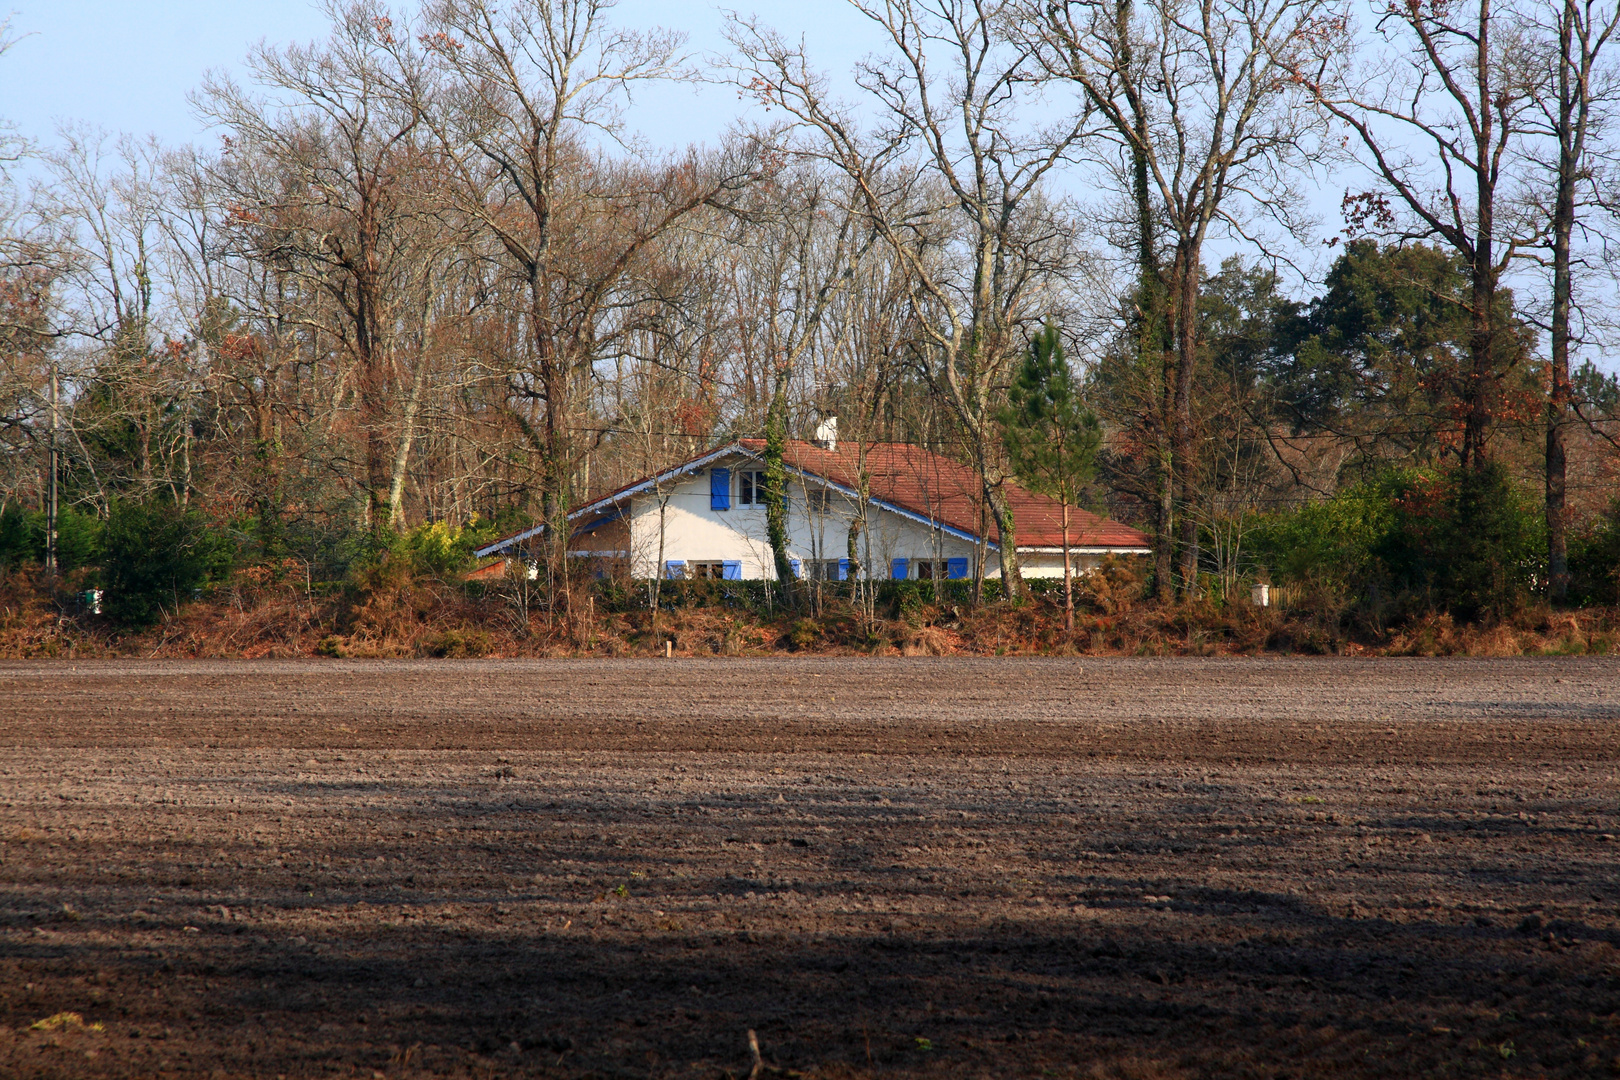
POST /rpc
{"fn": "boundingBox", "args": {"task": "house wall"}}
[625,454,983,580]
[620,454,1148,580]
[570,517,629,556]
[1018,551,1141,578]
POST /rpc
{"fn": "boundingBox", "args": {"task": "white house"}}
[474,435,1151,580]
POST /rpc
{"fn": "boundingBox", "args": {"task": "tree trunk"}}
[984,477,1023,599]
[253,396,285,556]
[44,361,57,577]
[1463,269,1495,469]
[1463,0,1497,472]
[388,363,427,530]
[528,263,573,618]
[1171,245,1201,597]
[1546,0,1581,604]
[1153,445,1173,600]
[972,492,987,607]
[1061,500,1074,633]
[763,369,796,599]
[364,408,392,537]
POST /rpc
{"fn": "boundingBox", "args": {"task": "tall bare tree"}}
[732,0,1090,598]
[409,0,769,610]
[1518,0,1620,602]
[1036,0,1327,595]
[200,0,436,538]
[1289,0,1541,472]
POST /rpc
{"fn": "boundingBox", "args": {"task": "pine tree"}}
[1001,323,1102,630]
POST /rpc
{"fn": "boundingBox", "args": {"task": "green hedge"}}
[590,574,1083,616]
[1248,463,1545,618]
[102,500,236,626]
[0,504,104,571]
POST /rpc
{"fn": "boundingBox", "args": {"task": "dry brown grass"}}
[1,563,1615,659]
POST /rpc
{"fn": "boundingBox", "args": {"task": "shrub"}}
[1249,464,1542,622]
[392,521,481,577]
[0,504,103,571]
[1247,478,1398,600]
[380,518,512,580]
[0,504,35,567]
[426,628,493,658]
[1570,499,1620,606]
[102,499,235,626]
[1375,462,1543,620]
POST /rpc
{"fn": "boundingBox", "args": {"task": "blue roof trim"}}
[804,473,992,549]
[473,446,740,557]
[474,522,545,559]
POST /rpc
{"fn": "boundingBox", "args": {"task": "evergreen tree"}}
[1001,324,1102,630]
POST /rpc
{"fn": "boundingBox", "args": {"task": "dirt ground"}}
[0,658,1617,1080]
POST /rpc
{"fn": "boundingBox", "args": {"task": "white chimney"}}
[814,416,838,451]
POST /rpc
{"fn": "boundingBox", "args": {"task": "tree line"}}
[1,0,1618,624]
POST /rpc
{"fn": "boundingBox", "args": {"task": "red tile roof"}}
[477,439,1150,556]
[739,440,1150,550]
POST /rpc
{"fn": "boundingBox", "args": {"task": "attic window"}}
[807,488,832,512]
[738,471,764,504]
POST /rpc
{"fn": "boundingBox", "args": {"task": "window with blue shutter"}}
[946,557,969,579]
[722,560,742,580]
[837,558,849,581]
[891,558,908,580]
[710,467,731,510]
[788,559,801,579]
[664,560,686,579]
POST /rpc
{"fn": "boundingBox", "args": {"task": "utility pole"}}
[44,357,57,576]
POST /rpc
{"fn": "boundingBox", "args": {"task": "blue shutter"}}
[891,558,908,580]
[946,557,969,580]
[664,560,686,579]
[710,468,731,510]
[837,558,849,581]
[788,559,801,579]
[722,560,742,580]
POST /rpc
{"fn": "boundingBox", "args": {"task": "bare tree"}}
[200,0,438,539]
[732,0,1090,599]
[41,129,197,507]
[1289,0,1542,472]
[1517,0,1620,602]
[718,162,878,595]
[1036,0,1327,596]
[408,0,769,613]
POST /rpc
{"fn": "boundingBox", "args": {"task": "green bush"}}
[1247,477,1399,598]
[787,618,822,649]
[1376,462,1542,620]
[1570,499,1620,606]
[426,628,493,658]
[102,499,235,626]
[386,519,507,579]
[0,504,103,571]
[1249,463,1542,621]
[0,504,35,567]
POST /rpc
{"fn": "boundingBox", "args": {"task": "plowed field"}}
[1,657,1618,1078]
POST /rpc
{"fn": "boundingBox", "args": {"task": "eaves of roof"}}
[474,440,1152,557]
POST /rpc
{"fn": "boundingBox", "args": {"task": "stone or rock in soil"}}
[0,656,1617,1078]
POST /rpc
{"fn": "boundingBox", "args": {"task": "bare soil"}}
[1,657,1618,1079]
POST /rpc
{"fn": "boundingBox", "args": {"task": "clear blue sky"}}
[0,0,877,153]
